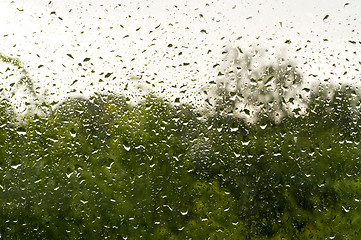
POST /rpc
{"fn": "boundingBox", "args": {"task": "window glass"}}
[1,0,360,238]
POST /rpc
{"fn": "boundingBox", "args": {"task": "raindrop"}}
[11,164,22,170]
[123,144,131,151]
[323,15,329,22]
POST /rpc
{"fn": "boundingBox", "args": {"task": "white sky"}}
[0,0,360,108]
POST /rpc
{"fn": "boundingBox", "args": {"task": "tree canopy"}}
[1,51,361,239]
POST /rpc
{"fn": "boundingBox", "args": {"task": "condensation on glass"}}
[0,0,360,239]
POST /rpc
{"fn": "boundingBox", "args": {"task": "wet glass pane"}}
[1,0,360,238]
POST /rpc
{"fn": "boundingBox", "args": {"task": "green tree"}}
[210,47,303,124]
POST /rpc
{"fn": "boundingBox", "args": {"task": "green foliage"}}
[1,52,361,239]
[0,54,36,97]
[211,48,303,123]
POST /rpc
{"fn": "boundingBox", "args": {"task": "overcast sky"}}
[0,0,360,107]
